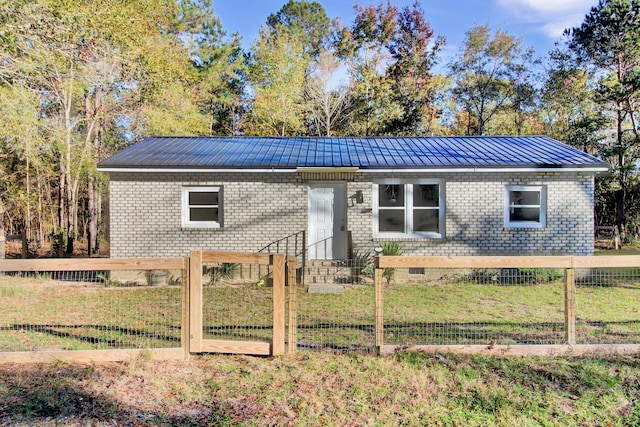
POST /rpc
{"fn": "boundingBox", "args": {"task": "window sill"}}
[180,226,223,232]
[373,235,445,241]
[503,225,546,230]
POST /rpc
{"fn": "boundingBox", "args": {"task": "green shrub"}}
[381,242,403,285]
[207,263,239,284]
[516,267,563,284]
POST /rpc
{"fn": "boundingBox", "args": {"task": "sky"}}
[214,0,597,62]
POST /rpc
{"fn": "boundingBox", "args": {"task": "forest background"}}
[0,0,638,256]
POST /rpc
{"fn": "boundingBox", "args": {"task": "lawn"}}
[1,266,640,426]
[0,352,638,426]
[0,274,182,352]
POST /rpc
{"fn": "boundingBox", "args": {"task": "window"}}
[505,185,546,228]
[373,180,444,238]
[182,187,221,228]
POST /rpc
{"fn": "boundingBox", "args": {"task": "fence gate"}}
[188,251,286,356]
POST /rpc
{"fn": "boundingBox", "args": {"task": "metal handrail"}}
[258,230,306,284]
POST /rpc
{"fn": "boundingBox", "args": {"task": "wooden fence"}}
[1,254,640,362]
[0,257,188,363]
[373,255,640,356]
[0,251,290,363]
[188,250,286,356]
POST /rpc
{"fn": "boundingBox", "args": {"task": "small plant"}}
[351,249,374,281]
[516,267,563,284]
[207,263,239,284]
[96,272,121,287]
[624,233,637,245]
[49,228,66,257]
[381,241,403,285]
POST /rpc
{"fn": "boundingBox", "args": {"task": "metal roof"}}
[97,136,609,172]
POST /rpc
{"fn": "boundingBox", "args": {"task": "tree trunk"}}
[36,167,44,247]
[25,140,31,243]
[87,86,103,256]
[58,153,66,257]
[88,175,98,256]
[616,105,626,234]
[65,167,74,256]
[0,196,5,260]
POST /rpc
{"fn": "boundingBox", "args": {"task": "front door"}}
[308,183,346,260]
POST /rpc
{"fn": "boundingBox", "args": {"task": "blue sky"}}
[215,0,597,61]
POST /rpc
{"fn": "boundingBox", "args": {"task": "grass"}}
[1,263,640,425]
[0,352,638,426]
[0,275,182,351]
[294,278,640,349]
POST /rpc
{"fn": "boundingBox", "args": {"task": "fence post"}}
[287,256,297,355]
[272,254,286,356]
[564,267,576,345]
[374,259,384,351]
[189,250,203,353]
[181,256,191,359]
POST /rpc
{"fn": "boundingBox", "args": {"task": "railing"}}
[258,230,306,258]
[258,230,306,283]
[306,235,333,261]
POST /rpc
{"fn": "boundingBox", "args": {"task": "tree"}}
[266,0,331,58]
[305,51,354,136]
[567,0,640,233]
[335,2,399,136]
[0,0,238,255]
[541,47,604,153]
[386,1,445,135]
[335,2,443,136]
[248,29,307,136]
[183,0,247,136]
[448,24,536,136]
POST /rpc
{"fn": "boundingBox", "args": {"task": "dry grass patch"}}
[1,352,639,426]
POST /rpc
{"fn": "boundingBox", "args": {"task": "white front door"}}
[308,183,346,260]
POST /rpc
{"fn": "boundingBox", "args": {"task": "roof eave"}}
[360,166,610,173]
[97,165,610,174]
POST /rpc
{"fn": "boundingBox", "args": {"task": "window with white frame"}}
[182,186,222,228]
[373,180,444,238]
[505,185,546,228]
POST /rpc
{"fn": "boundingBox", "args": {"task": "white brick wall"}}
[109,172,307,258]
[108,171,595,258]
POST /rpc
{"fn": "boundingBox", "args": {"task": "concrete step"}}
[307,283,345,294]
[302,260,371,285]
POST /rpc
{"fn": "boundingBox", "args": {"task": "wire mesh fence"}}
[293,260,640,353]
[201,261,273,343]
[575,267,640,344]
[0,266,184,352]
[2,255,640,358]
[382,267,566,346]
[293,258,375,353]
[295,284,376,353]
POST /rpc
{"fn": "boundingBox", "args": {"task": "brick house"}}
[97,136,608,260]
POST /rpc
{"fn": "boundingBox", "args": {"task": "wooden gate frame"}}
[188,251,286,356]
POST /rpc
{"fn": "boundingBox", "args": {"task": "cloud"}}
[496,0,595,37]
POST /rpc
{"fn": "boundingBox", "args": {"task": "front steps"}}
[304,260,372,293]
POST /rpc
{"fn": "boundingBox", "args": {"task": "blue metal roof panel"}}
[97,136,609,170]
